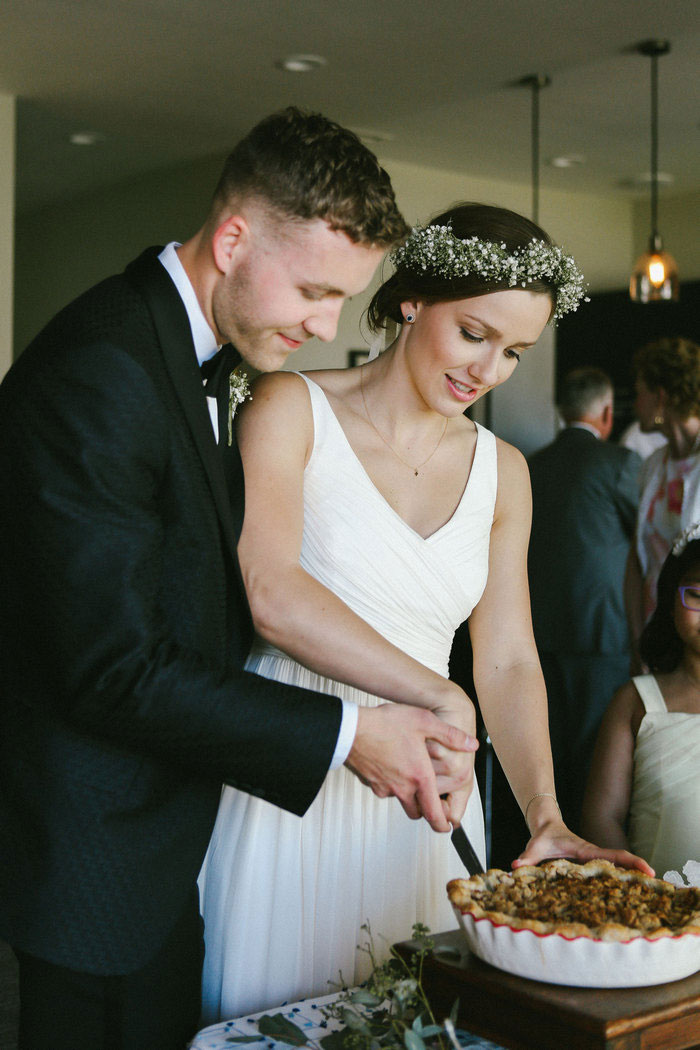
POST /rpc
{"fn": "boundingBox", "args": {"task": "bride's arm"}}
[236,371,473,721]
[468,441,652,874]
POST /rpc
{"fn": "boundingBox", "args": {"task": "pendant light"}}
[630,40,679,302]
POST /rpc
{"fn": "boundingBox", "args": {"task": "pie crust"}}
[447,858,700,943]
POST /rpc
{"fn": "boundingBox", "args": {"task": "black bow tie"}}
[200,344,241,390]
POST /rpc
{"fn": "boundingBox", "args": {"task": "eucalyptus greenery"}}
[227,924,461,1050]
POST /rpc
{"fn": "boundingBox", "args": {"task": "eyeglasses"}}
[678,585,700,611]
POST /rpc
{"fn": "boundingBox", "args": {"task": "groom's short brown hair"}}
[212,107,408,248]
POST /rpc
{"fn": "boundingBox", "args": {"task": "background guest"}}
[625,337,700,667]
[619,419,667,461]
[582,529,700,875]
[526,367,641,832]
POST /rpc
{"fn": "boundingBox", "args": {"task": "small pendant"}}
[414,469,419,476]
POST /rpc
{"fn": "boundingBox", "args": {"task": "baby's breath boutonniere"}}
[228,366,252,446]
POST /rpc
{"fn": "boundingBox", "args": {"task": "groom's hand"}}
[345,704,475,832]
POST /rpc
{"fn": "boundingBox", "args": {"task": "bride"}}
[198,202,652,1024]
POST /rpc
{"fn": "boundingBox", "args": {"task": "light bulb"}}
[648,257,666,287]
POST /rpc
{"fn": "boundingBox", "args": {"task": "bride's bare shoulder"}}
[241,371,313,425]
[299,366,359,396]
[248,370,309,400]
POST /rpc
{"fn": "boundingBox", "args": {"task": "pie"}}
[447,858,700,942]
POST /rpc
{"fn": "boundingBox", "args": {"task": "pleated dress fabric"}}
[198,373,496,1024]
[628,674,700,876]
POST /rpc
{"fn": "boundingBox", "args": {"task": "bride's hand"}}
[440,786,473,827]
[427,684,478,790]
[513,819,655,876]
[511,794,654,876]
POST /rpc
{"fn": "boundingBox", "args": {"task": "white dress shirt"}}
[157,243,357,769]
[568,421,601,438]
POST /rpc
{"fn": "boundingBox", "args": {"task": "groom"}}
[0,108,472,1050]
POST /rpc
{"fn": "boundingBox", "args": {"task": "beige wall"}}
[15,151,635,359]
[13,153,224,359]
[0,93,15,379]
[13,150,697,451]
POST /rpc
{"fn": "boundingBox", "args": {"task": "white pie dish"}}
[451,907,700,988]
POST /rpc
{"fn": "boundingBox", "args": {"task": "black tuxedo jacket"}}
[527,426,641,655]
[0,248,342,975]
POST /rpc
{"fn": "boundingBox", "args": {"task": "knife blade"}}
[451,823,485,875]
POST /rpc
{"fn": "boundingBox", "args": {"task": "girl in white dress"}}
[583,527,700,874]
[199,203,652,1024]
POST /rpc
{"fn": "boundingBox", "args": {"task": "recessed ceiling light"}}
[277,54,326,73]
[549,155,585,169]
[69,131,105,146]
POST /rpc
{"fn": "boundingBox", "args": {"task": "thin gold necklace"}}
[360,367,448,477]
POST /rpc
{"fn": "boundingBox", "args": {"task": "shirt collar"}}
[158,242,220,367]
[568,421,601,439]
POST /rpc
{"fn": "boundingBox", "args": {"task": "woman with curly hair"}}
[625,336,700,660]
[583,528,700,875]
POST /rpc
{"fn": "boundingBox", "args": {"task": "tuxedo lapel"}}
[124,249,241,566]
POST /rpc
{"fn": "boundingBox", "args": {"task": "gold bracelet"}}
[524,792,561,828]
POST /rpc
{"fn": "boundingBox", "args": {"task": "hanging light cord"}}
[519,74,550,226]
[531,80,540,225]
[650,48,659,241]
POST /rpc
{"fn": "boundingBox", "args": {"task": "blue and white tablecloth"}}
[189,989,504,1050]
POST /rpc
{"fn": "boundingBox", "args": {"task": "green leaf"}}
[350,990,383,1007]
[448,999,460,1026]
[257,1014,310,1047]
[404,1030,426,1050]
[319,1029,351,1050]
[339,1008,371,1034]
[416,1026,442,1039]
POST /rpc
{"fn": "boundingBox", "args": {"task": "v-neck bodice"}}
[292,371,497,676]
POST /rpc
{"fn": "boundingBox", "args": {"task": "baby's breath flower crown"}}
[390,223,588,322]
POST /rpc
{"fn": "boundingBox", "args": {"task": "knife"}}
[451,823,485,875]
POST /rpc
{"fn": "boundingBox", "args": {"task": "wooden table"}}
[395,930,700,1050]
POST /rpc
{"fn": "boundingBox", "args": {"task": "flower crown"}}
[390,223,588,322]
[671,522,700,557]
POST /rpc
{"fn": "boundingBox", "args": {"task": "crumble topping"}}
[447,859,700,942]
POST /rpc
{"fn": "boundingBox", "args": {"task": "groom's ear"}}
[212,214,249,274]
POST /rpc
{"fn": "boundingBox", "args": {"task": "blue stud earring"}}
[405,313,415,323]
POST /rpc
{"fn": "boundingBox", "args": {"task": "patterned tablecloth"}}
[189,989,504,1050]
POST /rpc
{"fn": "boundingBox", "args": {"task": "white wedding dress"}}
[198,373,496,1025]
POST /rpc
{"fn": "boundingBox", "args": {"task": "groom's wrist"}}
[329,699,358,770]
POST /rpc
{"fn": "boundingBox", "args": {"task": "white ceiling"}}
[3,0,699,215]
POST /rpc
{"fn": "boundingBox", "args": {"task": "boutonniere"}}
[228,366,252,446]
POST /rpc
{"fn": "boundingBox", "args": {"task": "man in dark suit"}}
[0,108,471,1050]
[527,368,641,833]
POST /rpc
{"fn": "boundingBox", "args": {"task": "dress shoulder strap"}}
[632,674,668,714]
[473,421,496,451]
[290,371,346,461]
